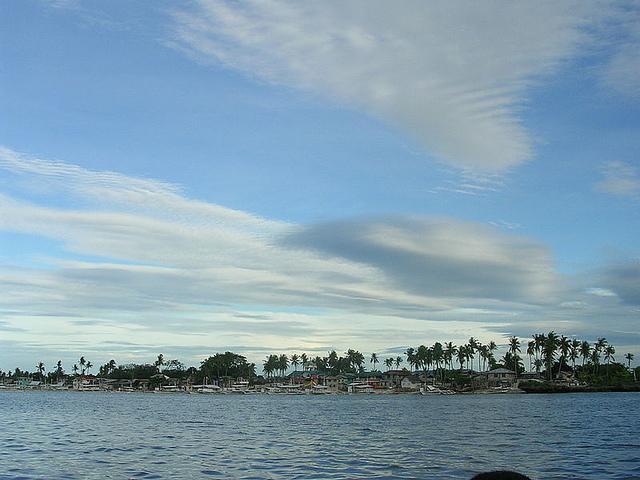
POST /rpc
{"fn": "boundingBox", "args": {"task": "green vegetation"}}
[0,332,637,392]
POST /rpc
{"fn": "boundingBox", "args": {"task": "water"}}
[0,391,638,479]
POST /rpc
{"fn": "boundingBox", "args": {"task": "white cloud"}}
[600,2,640,99]
[1,147,638,367]
[169,1,601,172]
[585,287,617,297]
[596,160,640,197]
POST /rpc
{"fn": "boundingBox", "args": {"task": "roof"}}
[488,368,515,374]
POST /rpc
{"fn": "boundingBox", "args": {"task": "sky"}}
[0,0,639,372]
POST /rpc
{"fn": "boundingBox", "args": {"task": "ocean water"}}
[0,391,638,479]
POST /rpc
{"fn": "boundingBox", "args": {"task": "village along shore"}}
[1,332,638,395]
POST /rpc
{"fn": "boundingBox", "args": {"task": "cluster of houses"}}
[287,366,529,392]
[1,367,549,394]
[0,374,169,392]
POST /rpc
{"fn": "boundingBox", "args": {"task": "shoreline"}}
[2,386,638,395]
[518,382,640,394]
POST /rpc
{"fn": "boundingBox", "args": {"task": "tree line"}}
[0,331,636,385]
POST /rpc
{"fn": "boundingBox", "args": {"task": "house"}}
[347,382,374,393]
[16,376,34,388]
[400,375,421,391]
[413,370,436,385]
[485,368,517,387]
[324,375,347,392]
[381,369,414,389]
[519,371,543,381]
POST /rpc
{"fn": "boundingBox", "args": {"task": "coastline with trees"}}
[1,331,638,394]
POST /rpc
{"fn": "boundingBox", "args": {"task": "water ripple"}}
[0,392,638,479]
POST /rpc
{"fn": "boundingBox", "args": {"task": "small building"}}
[347,382,374,394]
[325,375,347,392]
[381,369,414,389]
[400,375,421,391]
[485,368,517,387]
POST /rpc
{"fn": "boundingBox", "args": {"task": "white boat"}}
[276,383,305,394]
[347,382,374,394]
[77,384,100,392]
[47,381,67,390]
[421,385,455,395]
[192,384,222,394]
[225,379,250,394]
[311,384,331,394]
[160,385,183,393]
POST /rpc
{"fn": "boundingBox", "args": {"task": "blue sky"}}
[1,0,639,371]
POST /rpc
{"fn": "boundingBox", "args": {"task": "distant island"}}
[1,331,637,395]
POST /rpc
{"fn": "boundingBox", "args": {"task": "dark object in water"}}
[472,472,531,480]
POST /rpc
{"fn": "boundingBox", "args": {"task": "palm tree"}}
[262,355,273,379]
[444,342,457,371]
[327,351,338,371]
[594,338,608,374]
[405,348,415,371]
[370,353,379,371]
[36,362,45,382]
[263,355,278,379]
[465,344,475,372]
[626,353,636,381]
[155,354,165,373]
[467,338,478,371]
[55,360,64,382]
[487,341,498,369]
[79,356,86,375]
[278,354,289,377]
[533,358,543,374]
[508,336,521,378]
[534,334,545,365]
[395,356,403,369]
[580,341,590,367]
[384,358,394,371]
[604,345,615,379]
[543,331,558,380]
[432,342,444,381]
[590,348,600,373]
[625,352,634,370]
[569,340,580,374]
[301,353,308,370]
[290,354,300,372]
[527,341,535,372]
[478,344,489,372]
[85,361,93,375]
[425,347,434,379]
[313,356,325,372]
[557,336,570,377]
[347,350,365,372]
[416,344,429,376]
[456,345,466,371]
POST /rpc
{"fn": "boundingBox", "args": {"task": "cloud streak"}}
[596,161,640,198]
[169,0,605,172]
[0,146,638,367]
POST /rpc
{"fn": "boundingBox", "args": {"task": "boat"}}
[192,384,222,394]
[311,384,331,395]
[347,382,375,394]
[77,384,100,392]
[420,385,455,395]
[225,379,250,394]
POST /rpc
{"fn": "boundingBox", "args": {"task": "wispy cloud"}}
[600,2,640,99]
[168,1,604,172]
[596,160,640,198]
[1,147,638,367]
